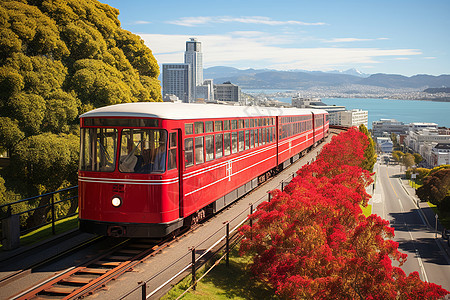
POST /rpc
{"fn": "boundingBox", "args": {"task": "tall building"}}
[185,38,203,100]
[214,82,241,102]
[162,63,191,102]
[335,109,368,128]
[162,38,238,103]
[372,119,407,137]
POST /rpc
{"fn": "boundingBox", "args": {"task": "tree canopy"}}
[359,124,377,171]
[416,168,450,206]
[240,129,448,299]
[0,0,161,197]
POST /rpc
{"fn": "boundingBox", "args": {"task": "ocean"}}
[242,90,450,129]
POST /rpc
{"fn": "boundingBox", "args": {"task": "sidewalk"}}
[398,176,450,259]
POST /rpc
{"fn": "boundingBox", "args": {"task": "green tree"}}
[392,150,404,163]
[0,117,24,152]
[7,133,79,228]
[9,133,79,193]
[416,169,450,206]
[359,124,377,171]
[391,132,398,148]
[403,153,415,170]
[406,167,430,183]
[413,153,423,165]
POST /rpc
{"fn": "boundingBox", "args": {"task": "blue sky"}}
[101,0,449,76]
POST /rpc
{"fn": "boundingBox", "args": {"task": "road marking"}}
[386,167,429,282]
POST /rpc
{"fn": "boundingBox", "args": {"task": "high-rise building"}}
[185,38,203,100]
[214,82,241,102]
[162,63,191,103]
[162,38,225,103]
[335,109,368,128]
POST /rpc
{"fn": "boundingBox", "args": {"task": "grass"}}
[408,180,422,190]
[0,215,78,251]
[162,248,279,300]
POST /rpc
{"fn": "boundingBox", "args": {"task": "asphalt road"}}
[372,157,450,292]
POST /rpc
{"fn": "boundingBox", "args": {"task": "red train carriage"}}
[78,103,328,237]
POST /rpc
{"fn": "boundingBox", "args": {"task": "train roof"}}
[80,102,328,120]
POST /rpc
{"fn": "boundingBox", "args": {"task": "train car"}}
[78,103,328,238]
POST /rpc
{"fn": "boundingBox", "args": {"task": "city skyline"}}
[101,0,450,76]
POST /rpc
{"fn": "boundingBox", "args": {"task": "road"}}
[371,156,450,291]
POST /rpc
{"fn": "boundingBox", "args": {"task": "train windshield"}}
[119,129,167,173]
[80,128,118,172]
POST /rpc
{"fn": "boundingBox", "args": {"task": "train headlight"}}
[111,196,122,207]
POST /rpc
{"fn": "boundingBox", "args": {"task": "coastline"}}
[242,89,450,103]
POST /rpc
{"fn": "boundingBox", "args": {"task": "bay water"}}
[243,90,450,129]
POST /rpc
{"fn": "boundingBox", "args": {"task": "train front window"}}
[119,129,167,173]
[80,128,118,172]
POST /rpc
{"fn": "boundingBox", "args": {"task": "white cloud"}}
[139,33,422,71]
[324,37,389,43]
[132,20,151,25]
[167,16,326,27]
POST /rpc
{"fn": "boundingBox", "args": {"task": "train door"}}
[177,129,183,219]
[166,130,181,219]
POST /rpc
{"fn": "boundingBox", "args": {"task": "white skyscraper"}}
[162,38,215,103]
[184,38,203,100]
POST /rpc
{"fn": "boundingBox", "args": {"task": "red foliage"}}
[240,129,449,299]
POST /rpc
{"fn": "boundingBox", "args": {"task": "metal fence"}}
[0,186,78,240]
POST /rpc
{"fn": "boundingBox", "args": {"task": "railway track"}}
[0,234,104,290]
[11,225,199,300]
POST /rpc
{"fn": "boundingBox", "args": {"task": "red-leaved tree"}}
[240,128,449,299]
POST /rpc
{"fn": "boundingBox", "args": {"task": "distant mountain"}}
[203,66,450,90]
[423,87,450,94]
[326,68,370,78]
[358,74,450,89]
[204,66,274,81]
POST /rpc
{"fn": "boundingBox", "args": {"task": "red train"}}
[78,103,329,237]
